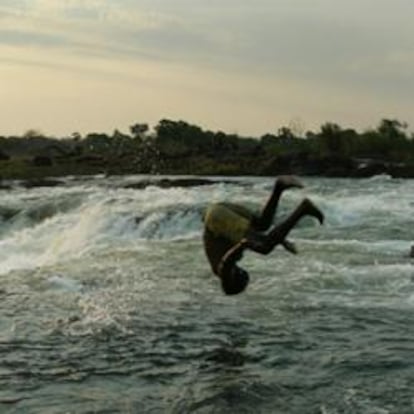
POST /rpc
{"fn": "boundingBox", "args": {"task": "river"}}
[1,175,413,413]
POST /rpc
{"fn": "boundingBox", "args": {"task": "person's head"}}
[221,267,250,295]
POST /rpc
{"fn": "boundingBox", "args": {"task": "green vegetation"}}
[0,118,413,180]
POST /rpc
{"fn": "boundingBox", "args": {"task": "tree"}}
[23,129,45,139]
[277,126,295,140]
[317,122,343,156]
[83,133,111,153]
[130,123,149,141]
[154,119,210,156]
[377,118,407,140]
[71,132,82,142]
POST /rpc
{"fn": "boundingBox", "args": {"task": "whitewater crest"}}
[0,178,231,275]
[0,175,412,276]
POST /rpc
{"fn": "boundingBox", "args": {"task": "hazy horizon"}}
[1,1,413,137]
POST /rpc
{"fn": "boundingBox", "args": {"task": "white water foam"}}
[1,177,413,277]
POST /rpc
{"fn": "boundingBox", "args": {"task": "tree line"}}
[0,118,413,179]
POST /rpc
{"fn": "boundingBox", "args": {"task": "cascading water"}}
[1,175,413,413]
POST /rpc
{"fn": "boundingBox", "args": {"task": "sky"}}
[1,0,413,138]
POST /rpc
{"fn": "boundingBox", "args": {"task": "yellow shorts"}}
[204,203,253,244]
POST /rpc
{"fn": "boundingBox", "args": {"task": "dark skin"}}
[203,176,324,294]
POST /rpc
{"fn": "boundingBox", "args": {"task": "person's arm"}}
[217,239,248,277]
[217,236,297,277]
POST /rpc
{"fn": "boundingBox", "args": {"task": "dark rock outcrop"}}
[21,179,64,189]
[124,177,237,190]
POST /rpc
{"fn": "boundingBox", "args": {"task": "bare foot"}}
[303,198,324,224]
[276,175,304,191]
[282,239,298,254]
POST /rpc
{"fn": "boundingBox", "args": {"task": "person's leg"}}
[253,176,303,231]
[246,198,323,254]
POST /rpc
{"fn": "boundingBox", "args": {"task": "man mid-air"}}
[203,176,324,295]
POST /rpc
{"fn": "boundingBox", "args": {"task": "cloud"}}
[0,1,176,50]
[1,0,413,136]
[3,0,413,85]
